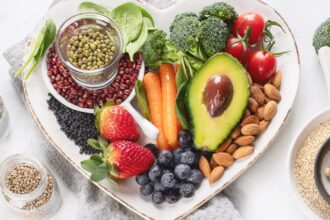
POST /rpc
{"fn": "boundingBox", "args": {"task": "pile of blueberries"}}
[136,131,204,204]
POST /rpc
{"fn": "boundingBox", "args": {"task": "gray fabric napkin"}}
[3,0,242,219]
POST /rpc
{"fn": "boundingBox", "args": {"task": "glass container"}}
[0,96,10,142]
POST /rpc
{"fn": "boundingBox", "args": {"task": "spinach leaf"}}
[134,80,151,120]
[126,20,148,61]
[175,82,189,129]
[78,1,112,17]
[138,6,154,26]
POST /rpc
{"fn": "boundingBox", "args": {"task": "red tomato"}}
[247,50,277,84]
[225,37,252,65]
[233,13,265,45]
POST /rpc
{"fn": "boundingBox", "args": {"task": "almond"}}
[256,106,265,120]
[233,146,254,159]
[199,156,211,177]
[264,84,281,101]
[210,157,218,170]
[216,138,232,152]
[231,126,241,139]
[241,124,261,136]
[248,98,259,113]
[251,85,265,105]
[241,115,260,126]
[259,120,269,132]
[212,152,234,167]
[243,109,251,118]
[234,135,255,146]
[226,144,238,154]
[271,70,282,88]
[265,96,272,103]
[253,83,264,91]
[264,100,277,120]
[209,166,225,184]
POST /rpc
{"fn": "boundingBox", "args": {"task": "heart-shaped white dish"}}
[22,0,300,219]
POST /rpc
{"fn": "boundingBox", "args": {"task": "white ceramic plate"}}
[23,0,300,219]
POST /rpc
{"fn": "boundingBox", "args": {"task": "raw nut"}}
[199,156,211,177]
[233,146,254,159]
[256,106,265,120]
[231,126,241,139]
[259,120,269,132]
[253,83,264,91]
[264,101,277,120]
[248,98,259,113]
[241,115,260,126]
[241,124,261,136]
[234,135,255,146]
[264,84,281,101]
[251,85,265,105]
[226,144,238,154]
[271,70,282,88]
[243,109,251,118]
[212,152,234,167]
[216,138,232,152]
[209,166,225,184]
[210,157,218,170]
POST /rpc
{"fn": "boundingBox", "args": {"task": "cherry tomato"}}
[225,37,252,65]
[247,50,277,84]
[233,13,265,45]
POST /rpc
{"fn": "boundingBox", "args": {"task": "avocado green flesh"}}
[187,53,250,151]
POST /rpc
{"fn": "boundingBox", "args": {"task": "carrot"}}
[160,64,178,149]
[143,72,169,150]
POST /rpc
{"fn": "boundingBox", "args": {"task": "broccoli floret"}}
[313,18,330,53]
[170,12,198,32]
[199,2,237,29]
[199,16,229,57]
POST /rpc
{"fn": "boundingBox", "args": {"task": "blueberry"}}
[180,151,195,165]
[162,169,171,174]
[179,183,195,198]
[157,150,173,167]
[201,151,212,160]
[174,164,191,180]
[154,181,166,192]
[152,191,165,204]
[140,183,154,196]
[144,143,159,156]
[178,130,193,147]
[161,172,177,188]
[187,169,203,186]
[135,173,149,185]
[174,182,183,190]
[148,165,162,182]
[172,148,183,163]
[165,190,181,204]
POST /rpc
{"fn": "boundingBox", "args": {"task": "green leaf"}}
[98,136,108,150]
[81,159,102,173]
[112,2,143,47]
[175,82,189,129]
[78,1,112,17]
[126,20,148,61]
[104,99,114,107]
[175,61,188,89]
[138,6,154,26]
[87,139,102,150]
[134,80,150,120]
[90,155,103,163]
[90,164,109,182]
[42,19,57,53]
[109,164,119,176]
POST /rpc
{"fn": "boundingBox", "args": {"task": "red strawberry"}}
[106,141,155,179]
[97,105,140,142]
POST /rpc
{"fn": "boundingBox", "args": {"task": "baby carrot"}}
[160,64,178,149]
[143,72,169,150]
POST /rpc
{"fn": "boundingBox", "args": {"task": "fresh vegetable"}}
[135,80,151,120]
[199,2,238,29]
[186,53,250,151]
[225,36,252,65]
[233,12,265,45]
[81,138,155,181]
[95,104,140,142]
[160,64,179,149]
[16,19,56,79]
[126,19,149,60]
[247,50,277,84]
[175,82,189,129]
[313,18,330,53]
[78,1,112,17]
[143,72,169,149]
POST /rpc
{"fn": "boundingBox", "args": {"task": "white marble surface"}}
[0,0,329,219]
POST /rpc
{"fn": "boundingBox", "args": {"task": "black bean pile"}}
[47,94,99,154]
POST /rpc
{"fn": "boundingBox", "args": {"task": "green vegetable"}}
[126,20,148,61]
[16,19,56,79]
[199,2,237,29]
[175,82,189,129]
[138,6,154,26]
[134,80,151,120]
[78,1,112,17]
[313,18,330,53]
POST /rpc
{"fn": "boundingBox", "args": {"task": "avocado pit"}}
[203,74,233,117]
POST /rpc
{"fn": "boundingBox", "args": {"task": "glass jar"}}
[0,96,10,142]
[0,154,62,219]
[55,12,124,90]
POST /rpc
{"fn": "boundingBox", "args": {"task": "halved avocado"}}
[186,53,250,151]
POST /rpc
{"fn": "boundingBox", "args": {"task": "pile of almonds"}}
[199,70,283,184]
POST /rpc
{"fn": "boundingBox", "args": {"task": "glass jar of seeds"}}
[0,96,10,142]
[55,13,124,90]
[0,154,62,219]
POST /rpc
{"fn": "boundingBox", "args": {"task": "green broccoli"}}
[169,12,199,32]
[199,2,237,29]
[199,16,229,57]
[313,18,330,53]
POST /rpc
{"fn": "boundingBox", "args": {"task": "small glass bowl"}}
[55,12,124,90]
